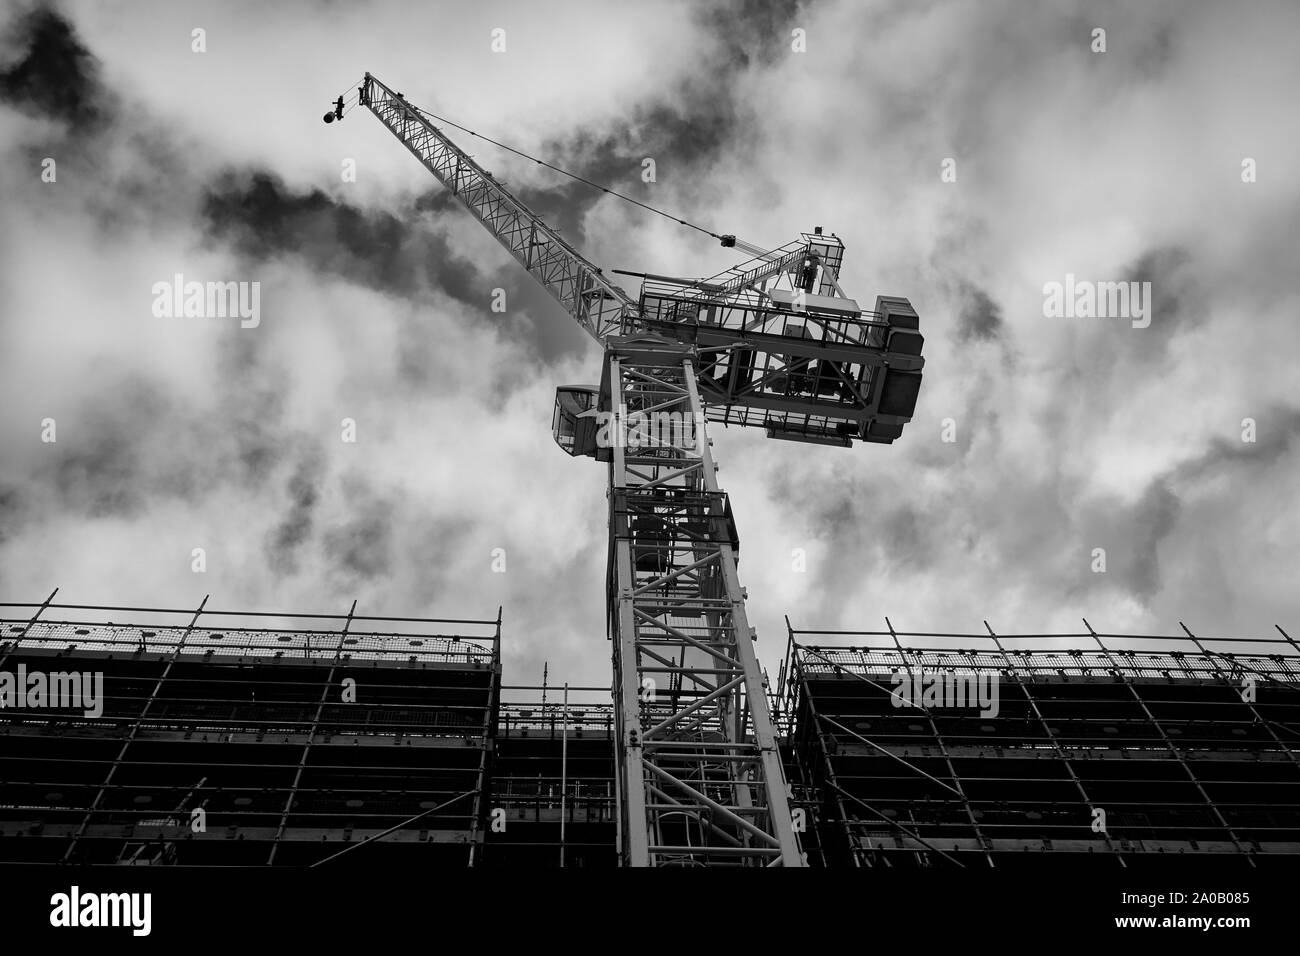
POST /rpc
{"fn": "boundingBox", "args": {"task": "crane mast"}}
[348,74,925,866]
[600,337,802,865]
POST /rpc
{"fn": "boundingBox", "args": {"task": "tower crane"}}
[333,73,924,866]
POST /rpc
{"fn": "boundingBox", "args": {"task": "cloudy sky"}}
[1,0,1297,689]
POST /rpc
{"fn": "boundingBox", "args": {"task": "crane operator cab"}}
[552,385,601,458]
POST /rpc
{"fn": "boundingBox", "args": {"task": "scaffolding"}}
[778,620,1300,868]
[487,684,616,867]
[0,594,619,868]
[7,594,1300,869]
[0,594,501,866]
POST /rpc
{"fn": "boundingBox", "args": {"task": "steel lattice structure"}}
[604,338,800,865]
[363,74,634,341]
[353,73,925,865]
[360,74,924,447]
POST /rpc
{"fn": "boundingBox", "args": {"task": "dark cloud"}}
[1122,480,1181,600]
[8,333,334,582]
[265,445,325,574]
[0,486,21,545]
[15,349,328,557]
[201,171,485,308]
[398,511,481,596]
[878,504,931,570]
[1124,245,1197,338]
[1049,244,1200,400]
[211,334,297,489]
[516,95,739,244]
[199,171,595,366]
[0,4,111,128]
[35,376,175,519]
[1170,405,1300,482]
[322,478,395,581]
[797,472,963,611]
[1133,23,1177,79]
[407,190,602,364]
[1066,10,1179,82]
[512,0,802,247]
[412,189,464,217]
[700,0,803,69]
[955,283,1003,342]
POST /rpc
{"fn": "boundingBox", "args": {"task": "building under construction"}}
[2,596,1297,868]
[779,621,1300,870]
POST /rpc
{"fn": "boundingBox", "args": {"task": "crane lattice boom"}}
[362,74,635,341]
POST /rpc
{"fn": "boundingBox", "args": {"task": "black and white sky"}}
[1,0,1297,688]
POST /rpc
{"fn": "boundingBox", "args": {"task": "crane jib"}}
[360,73,637,343]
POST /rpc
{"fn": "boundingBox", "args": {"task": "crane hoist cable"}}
[328,78,779,260]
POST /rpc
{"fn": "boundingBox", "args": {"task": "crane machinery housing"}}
[339,72,925,867]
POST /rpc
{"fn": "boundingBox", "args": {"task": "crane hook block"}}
[719,235,737,248]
